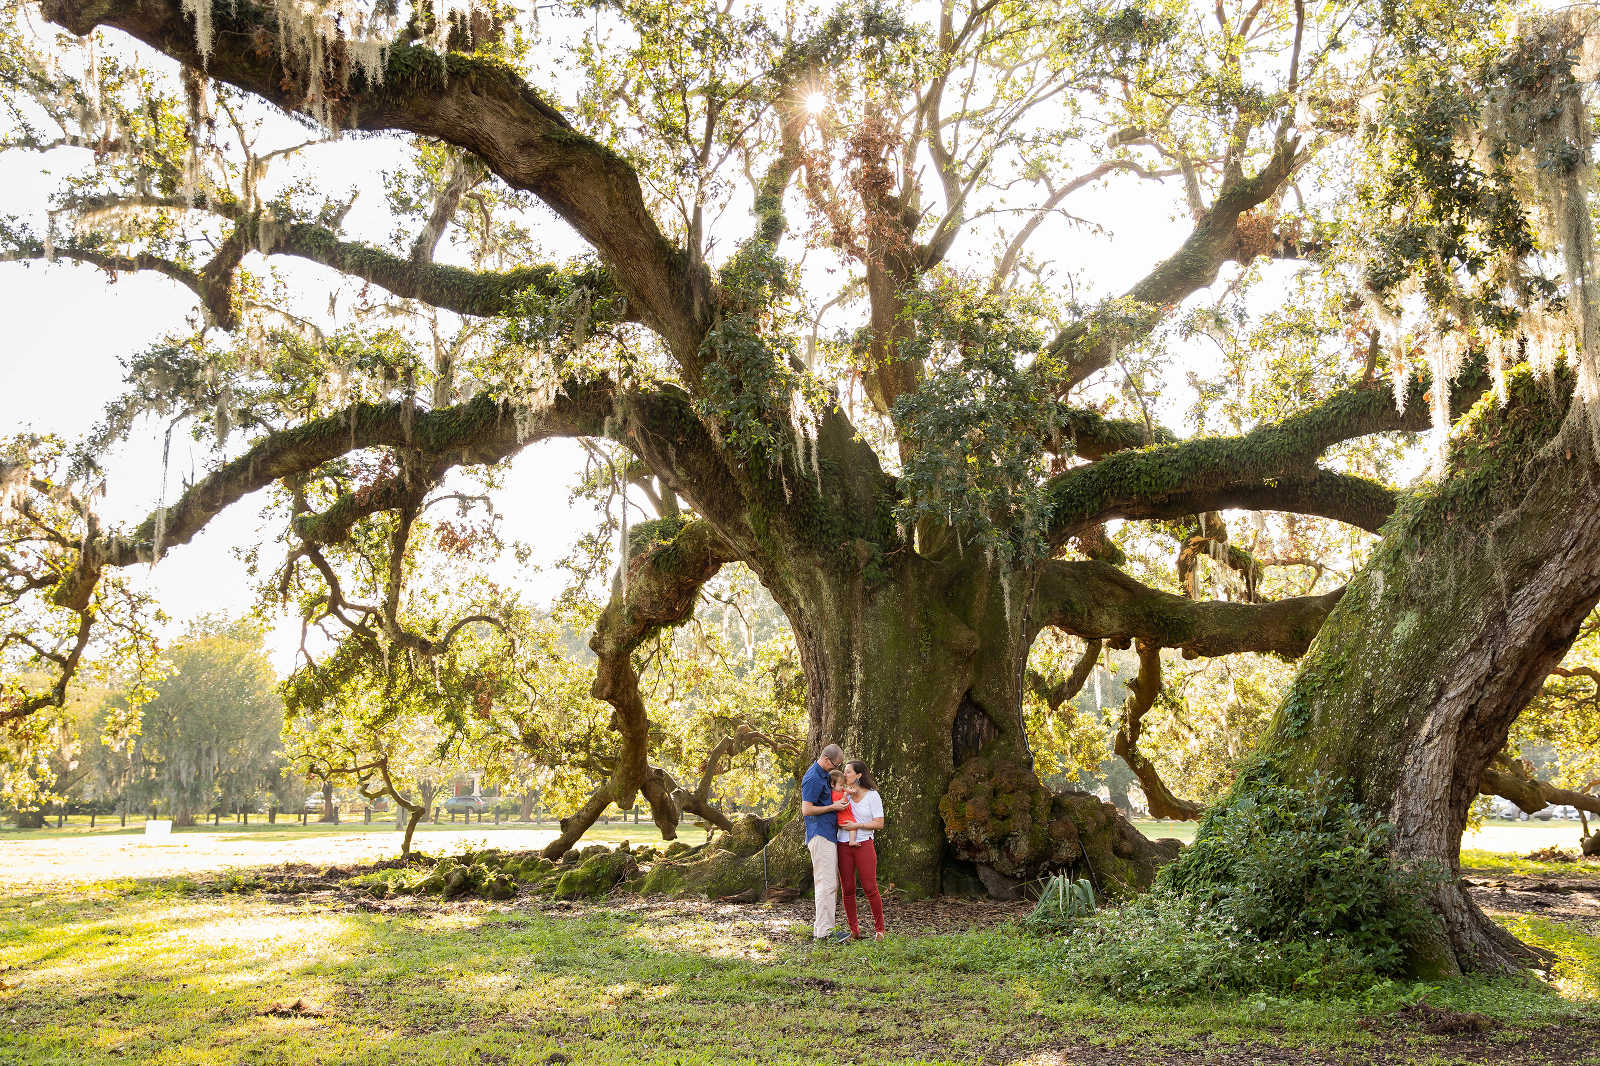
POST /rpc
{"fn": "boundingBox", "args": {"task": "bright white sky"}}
[0,13,1222,676]
[0,136,604,673]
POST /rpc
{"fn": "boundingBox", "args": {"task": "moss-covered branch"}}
[1056,408,1179,460]
[84,384,617,573]
[1045,372,1487,545]
[1033,559,1342,658]
[266,222,634,321]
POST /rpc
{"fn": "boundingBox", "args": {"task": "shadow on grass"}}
[1,884,1596,1066]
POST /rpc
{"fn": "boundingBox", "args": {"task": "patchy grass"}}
[1128,820,1199,844]
[0,880,1597,1065]
[1508,915,1600,1000]
[1461,849,1600,879]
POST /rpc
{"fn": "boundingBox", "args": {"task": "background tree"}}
[126,617,284,825]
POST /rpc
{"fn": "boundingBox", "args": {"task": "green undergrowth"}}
[0,889,1592,1066]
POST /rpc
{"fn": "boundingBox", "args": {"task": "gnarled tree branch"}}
[1040,138,1306,392]
[1112,640,1205,821]
[541,518,740,859]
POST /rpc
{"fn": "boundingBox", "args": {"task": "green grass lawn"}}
[1,880,1596,1066]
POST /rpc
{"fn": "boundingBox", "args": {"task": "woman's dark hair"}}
[847,760,877,791]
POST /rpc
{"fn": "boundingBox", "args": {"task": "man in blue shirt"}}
[801,743,850,943]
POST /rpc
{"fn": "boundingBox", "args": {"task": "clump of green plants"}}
[1040,778,1444,997]
[1162,776,1444,960]
[1048,894,1392,996]
[1025,874,1096,935]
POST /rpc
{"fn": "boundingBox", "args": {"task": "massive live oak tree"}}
[4,0,1600,974]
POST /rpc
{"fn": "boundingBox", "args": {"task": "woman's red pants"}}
[837,839,884,936]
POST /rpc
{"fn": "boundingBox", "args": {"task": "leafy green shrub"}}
[1160,776,1443,971]
[1038,778,1444,997]
[1050,894,1395,997]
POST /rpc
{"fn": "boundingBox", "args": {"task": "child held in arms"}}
[830,769,859,845]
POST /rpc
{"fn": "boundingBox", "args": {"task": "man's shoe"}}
[830,928,852,944]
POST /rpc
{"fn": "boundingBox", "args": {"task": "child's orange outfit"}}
[833,789,857,841]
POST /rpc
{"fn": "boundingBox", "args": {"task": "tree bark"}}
[1246,369,1600,975]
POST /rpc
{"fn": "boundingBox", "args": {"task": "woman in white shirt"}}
[836,760,886,940]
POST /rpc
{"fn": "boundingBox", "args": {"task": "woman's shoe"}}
[873,931,884,941]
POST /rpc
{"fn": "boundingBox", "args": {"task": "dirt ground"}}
[1464,867,1600,922]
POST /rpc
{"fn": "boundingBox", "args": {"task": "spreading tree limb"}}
[1033,560,1342,659]
[1040,138,1305,392]
[1045,370,1489,545]
[1477,750,1600,818]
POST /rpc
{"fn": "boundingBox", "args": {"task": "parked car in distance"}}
[443,795,490,815]
[304,794,340,813]
[1488,798,1525,820]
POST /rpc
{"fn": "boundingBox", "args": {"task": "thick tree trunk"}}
[683,545,1189,900]
[1248,372,1600,974]
[319,779,338,824]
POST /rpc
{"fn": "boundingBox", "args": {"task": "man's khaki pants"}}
[808,834,839,938]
